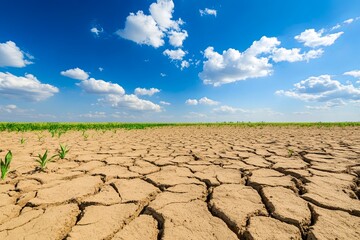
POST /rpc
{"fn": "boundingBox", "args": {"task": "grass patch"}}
[0,122,359,132]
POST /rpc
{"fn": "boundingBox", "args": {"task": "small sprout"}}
[49,130,56,138]
[36,150,56,170]
[20,137,26,144]
[1,151,12,180]
[288,149,294,157]
[37,133,44,143]
[82,131,89,140]
[58,144,70,159]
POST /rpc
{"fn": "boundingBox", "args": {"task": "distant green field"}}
[0,122,359,132]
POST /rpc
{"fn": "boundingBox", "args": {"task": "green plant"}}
[1,151,12,180]
[20,137,26,144]
[82,131,89,140]
[36,150,56,170]
[288,149,294,157]
[58,144,70,159]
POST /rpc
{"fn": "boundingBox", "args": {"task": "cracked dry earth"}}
[0,126,360,240]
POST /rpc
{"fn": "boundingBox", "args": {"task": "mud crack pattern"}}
[0,126,359,239]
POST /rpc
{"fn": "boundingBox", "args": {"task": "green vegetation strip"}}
[0,122,359,132]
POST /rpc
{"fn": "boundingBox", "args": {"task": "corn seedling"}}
[82,131,89,140]
[58,144,70,159]
[36,150,56,170]
[1,151,12,180]
[288,149,294,157]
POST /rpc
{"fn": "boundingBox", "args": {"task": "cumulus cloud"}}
[134,87,160,96]
[0,72,59,101]
[117,0,187,48]
[185,97,219,106]
[163,49,186,60]
[185,99,198,105]
[271,48,323,62]
[61,68,89,80]
[199,8,217,17]
[199,36,279,86]
[275,75,360,102]
[0,41,33,67]
[344,70,360,78]
[295,29,343,48]
[116,11,165,48]
[180,60,190,70]
[198,97,219,105]
[61,67,161,112]
[168,30,188,47]
[77,78,125,95]
[99,94,162,112]
[90,27,103,36]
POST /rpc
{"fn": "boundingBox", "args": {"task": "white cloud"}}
[199,36,279,86]
[185,99,198,105]
[0,41,33,67]
[343,18,354,24]
[331,24,341,31]
[271,48,323,62]
[185,97,219,106]
[168,30,188,47]
[180,60,190,70]
[163,48,186,60]
[344,70,360,78]
[275,75,360,102]
[160,73,167,77]
[295,29,343,48]
[99,94,162,112]
[213,105,247,114]
[160,101,171,105]
[80,111,107,118]
[0,104,18,113]
[306,99,346,110]
[61,67,89,80]
[116,11,165,48]
[90,27,103,36]
[198,97,219,106]
[0,72,59,101]
[117,0,187,48]
[199,8,217,17]
[77,78,125,95]
[134,87,160,96]
[99,67,104,72]
[149,0,177,30]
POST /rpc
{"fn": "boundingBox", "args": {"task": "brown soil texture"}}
[0,126,360,240]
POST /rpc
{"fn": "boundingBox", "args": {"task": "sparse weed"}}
[36,150,56,170]
[20,137,26,144]
[1,151,12,180]
[58,144,70,159]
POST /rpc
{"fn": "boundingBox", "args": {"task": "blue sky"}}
[0,0,359,122]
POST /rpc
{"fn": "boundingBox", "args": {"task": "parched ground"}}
[0,126,360,240]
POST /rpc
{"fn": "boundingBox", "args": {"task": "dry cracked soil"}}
[0,126,359,240]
